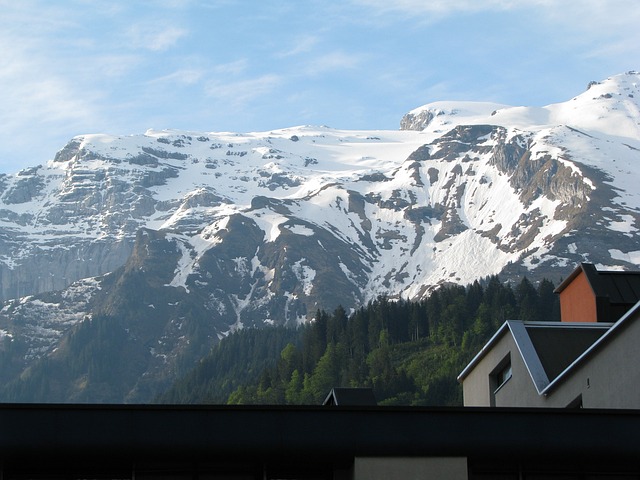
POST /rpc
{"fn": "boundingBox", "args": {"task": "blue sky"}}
[1,0,638,173]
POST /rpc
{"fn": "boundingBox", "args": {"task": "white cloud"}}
[127,24,188,51]
[0,2,139,169]
[147,0,193,8]
[205,74,282,105]
[0,26,100,129]
[0,0,637,174]
[350,0,640,74]
[213,59,250,76]
[540,0,640,35]
[304,51,364,76]
[149,68,204,87]
[351,0,559,16]
[351,0,640,35]
[278,35,320,58]
[88,54,142,79]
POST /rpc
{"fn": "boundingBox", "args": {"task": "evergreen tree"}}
[155,274,561,407]
[537,278,560,321]
[516,277,539,321]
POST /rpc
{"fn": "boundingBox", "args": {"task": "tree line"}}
[159,275,559,405]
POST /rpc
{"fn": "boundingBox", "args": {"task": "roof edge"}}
[508,320,550,394]
[541,299,640,395]
[554,263,593,294]
[457,321,510,382]
[458,319,613,394]
[524,321,612,329]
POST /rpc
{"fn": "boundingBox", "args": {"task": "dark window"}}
[491,354,512,394]
[489,354,512,406]
[495,361,512,391]
[566,394,583,409]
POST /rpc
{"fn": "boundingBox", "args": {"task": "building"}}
[458,263,640,408]
[1,403,640,479]
[555,262,640,323]
[4,263,640,479]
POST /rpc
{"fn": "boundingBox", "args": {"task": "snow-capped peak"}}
[1,72,640,386]
[402,71,640,143]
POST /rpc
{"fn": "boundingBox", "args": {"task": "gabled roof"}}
[458,320,611,394]
[555,262,640,306]
[542,299,640,394]
[459,299,640,396]
[323,387,377,406]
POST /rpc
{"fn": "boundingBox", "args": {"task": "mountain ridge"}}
[0,71,639,402]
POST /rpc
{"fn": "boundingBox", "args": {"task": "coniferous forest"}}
[159,276,559,406]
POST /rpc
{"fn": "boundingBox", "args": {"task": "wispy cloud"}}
[304,51,364,76]
[277,35,320,58]
[144,0,193,8]
[0,17,101,130]
[0,2,143,169]
[350,0,549,16]
[0,0,637,173]
[0,45,102,169]
[205,74,282,105]
[213,59,250,77]
[351,0,640,36]
[126,23,188,51]
[149,68,204,87]
[349,0,640,73]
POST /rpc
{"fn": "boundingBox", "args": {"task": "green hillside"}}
[160,276,559,405]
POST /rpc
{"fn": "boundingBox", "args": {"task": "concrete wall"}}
[463,309,640,408]
[462,332,544,407]
[546,310,640,408]
[354,457,467,480]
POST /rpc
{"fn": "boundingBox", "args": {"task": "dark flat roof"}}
[1,403,640,468]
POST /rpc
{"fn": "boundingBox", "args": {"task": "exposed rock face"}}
[400,108,438,131]
[0,240,132,301]
[0,72,639,402]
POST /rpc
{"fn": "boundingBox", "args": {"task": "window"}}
[495,361,512,391]
[489,354,512,405]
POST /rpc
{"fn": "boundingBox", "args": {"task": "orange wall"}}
[560,271,597,323]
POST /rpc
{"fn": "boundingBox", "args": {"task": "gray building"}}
[458,263,640,408]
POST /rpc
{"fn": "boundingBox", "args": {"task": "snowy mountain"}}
[0,72,639,401]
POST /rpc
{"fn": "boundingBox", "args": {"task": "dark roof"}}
[457,320,613,394]
[543,300,640,393]
[555,263,640,306]
[323,387,377,406]
[2,403,640,470]
[460,298,640,397]
[525,324,608,380]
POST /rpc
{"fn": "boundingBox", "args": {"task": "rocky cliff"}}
[0,72,638,401]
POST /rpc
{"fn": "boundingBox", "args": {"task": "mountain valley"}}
[0,72,639,402]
